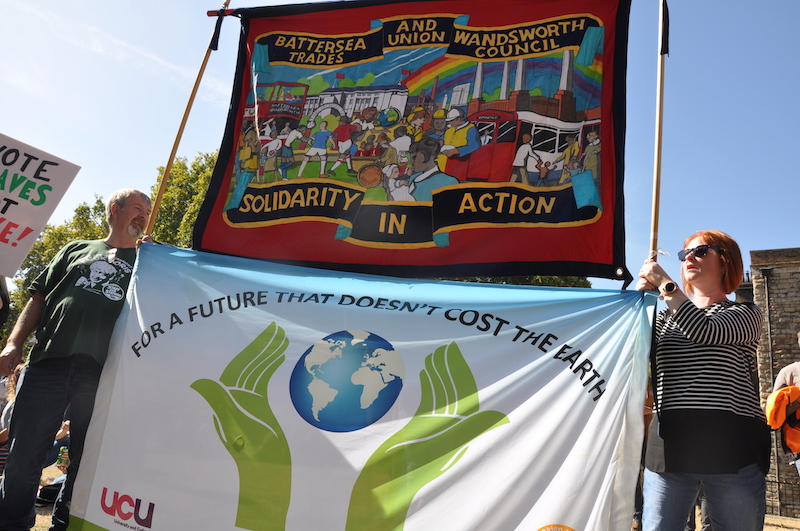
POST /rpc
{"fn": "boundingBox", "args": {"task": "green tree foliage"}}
[298,75,331,96]
[460,275,591,288]
[355,73,376,87]
[150,152,216,247]
[484,86,502,103]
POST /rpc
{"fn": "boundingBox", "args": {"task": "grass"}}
[34,504,52,531]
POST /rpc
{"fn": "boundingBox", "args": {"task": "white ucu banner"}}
[71,243,656,531]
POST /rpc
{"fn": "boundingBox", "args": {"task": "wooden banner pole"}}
[649,0,668,259]
[146,1,232,236]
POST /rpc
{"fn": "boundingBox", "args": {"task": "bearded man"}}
[0,188,151,531]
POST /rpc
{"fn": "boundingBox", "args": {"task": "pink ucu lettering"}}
[100,487,155,528]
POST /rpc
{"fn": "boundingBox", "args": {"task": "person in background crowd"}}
[636,229,769,531]
[0,189,151,531]
[45,418,71,469]
[0,275,9,332]
[684,487,712,531]
[0,273,9,473]
[0,363,24,476]
[769,332,800,474]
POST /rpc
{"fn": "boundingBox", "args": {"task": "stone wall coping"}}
[751,248,800,266]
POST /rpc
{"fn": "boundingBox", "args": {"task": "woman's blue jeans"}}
[643,464,766,531]
[0,355,102,531]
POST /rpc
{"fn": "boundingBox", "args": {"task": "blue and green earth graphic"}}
[290,330,405,432]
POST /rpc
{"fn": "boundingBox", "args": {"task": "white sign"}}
[0,133,80,276]
[72,244,656,531]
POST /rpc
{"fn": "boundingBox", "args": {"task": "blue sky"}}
[2,0,798,288]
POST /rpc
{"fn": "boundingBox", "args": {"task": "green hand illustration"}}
[191,322,291,531]
[346,342,509,531]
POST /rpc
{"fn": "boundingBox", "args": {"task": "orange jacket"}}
[766,386,800,453]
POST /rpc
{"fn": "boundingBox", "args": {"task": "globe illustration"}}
[376,107,401,127]
[290,330,405,432]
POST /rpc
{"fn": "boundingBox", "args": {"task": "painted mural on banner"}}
[0,133,80,276]
[70,243,655,531]
[194,0,633,281]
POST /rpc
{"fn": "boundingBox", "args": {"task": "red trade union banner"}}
[193,0,633,282]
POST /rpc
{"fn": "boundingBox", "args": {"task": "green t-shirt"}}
[28,240,137,366]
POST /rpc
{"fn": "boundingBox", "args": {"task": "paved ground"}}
[638,514,800,531]
[765,515,800,530]
[681,513,800,530]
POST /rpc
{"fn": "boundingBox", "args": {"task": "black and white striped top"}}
[654,299,764,421]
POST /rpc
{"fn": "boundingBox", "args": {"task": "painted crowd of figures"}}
[227,102,601,208]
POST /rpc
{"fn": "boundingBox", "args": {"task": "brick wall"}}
[750,248,800,517]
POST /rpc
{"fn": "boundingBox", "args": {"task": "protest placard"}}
[0,133,80,276]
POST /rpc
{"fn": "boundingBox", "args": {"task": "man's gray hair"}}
[105,189,151,224]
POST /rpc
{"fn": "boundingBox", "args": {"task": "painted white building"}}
[304,85,409,119]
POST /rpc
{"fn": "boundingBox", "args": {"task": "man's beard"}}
[127,222,144,239]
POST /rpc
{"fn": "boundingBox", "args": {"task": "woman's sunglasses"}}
[678,244,721,261]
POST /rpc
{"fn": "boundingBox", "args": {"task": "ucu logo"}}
[100,487,155,528]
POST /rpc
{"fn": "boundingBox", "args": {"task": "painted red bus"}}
[444,109,600,182]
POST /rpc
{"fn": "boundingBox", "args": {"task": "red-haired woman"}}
[636,230,769,531]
